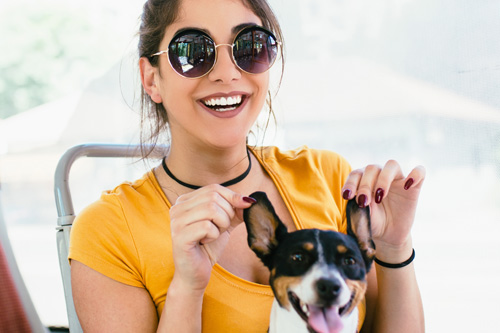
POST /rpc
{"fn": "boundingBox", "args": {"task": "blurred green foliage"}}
[0,1,137,119]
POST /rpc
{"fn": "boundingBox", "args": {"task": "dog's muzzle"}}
[288,290,354,333]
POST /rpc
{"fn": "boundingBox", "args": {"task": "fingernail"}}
[375,188,384,204]
[357,194,367,208]
[404,178,414,190]
[342,189,351,200]
[243,196,257,204]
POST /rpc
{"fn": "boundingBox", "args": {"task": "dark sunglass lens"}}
[168,32,215,78]
[233,28,278,74]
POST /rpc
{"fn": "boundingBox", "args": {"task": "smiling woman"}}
[66,0,427,332]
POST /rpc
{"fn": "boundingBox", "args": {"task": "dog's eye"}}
[343,257,356,265]
[290,253,304,262]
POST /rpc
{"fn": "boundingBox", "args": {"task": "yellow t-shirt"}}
[69,146,365,331]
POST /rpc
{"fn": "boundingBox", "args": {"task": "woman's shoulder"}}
[68,172,162,287]
[104,170,161,199]
[253,145,351,172]
[73,170,165,226]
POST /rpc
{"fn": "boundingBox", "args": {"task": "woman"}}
[69,0,425,332]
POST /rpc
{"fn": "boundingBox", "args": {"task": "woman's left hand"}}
[342,160,425,261]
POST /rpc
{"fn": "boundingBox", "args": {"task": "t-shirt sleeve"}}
[68,193,144,288]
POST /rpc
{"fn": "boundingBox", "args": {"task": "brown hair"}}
[137,0,285,158]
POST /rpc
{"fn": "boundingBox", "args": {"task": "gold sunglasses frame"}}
[150,25,281,79]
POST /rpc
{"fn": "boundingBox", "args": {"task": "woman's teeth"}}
[203,95,243,112]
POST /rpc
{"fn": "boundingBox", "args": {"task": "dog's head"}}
[243,191,375,333]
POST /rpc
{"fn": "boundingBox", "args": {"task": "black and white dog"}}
[244,192,375,333]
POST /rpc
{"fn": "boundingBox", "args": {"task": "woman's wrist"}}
[168,275,206,301]
[373,237,414,265]
[159,276,205,332]
[375,248,415,269]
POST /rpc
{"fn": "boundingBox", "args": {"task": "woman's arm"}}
[156,275,204,332]
[72,260,206,333]
[71,260,159,332]
[154,185,254,332]
[361,240,424,333]
[343,161,426,332]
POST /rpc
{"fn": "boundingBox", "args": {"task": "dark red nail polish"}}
[358,194,367,208]
[375,188,384,204]
[404,178,414,190]
[243,196,257,204]
[342,189,351,200]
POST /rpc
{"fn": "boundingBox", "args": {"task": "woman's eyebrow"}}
[232,22,258,34]
[172,22,258,38]
[173,26,210,36]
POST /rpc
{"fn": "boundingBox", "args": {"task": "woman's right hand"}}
[168,184,255,295]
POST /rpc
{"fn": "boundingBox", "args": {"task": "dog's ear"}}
[243,191,288,268]
[346,199,376,271]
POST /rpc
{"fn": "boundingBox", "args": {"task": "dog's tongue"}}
[308,305,344,333]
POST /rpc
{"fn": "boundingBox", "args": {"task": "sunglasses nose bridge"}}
[214,43,234,49]
[214,43,235,61]
[212,43,239,71]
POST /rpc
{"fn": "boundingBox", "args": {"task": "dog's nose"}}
[315,278,341,300]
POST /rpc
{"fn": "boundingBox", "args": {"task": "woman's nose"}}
[207,45,242,83]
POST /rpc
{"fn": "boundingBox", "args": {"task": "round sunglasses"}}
[150,25,280,79]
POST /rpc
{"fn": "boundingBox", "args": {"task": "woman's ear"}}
[139,57,163,104]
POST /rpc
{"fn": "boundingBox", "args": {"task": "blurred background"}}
[1,0,499,331]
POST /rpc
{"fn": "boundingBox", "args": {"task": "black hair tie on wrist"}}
[374,249,415,269]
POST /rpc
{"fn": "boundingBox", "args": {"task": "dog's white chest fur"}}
[268,300,359,333]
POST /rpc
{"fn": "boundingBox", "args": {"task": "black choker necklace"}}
[162,149,252,190]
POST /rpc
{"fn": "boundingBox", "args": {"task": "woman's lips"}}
[198,92,250,118]
[202,95,243,110]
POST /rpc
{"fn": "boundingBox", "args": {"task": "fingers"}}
[403,165,426,190]
[170,185,255,244]
[343,164,384,207]
[176,184,255,211]
[177,219,221,246]
[372,160,403,204]
[174,192,233,231]
[342,161,425,207]
[358,164,383,207]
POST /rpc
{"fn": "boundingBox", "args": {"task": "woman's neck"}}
[165,143,251,189]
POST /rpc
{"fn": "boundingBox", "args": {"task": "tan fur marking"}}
[337,245,348,253]
[365,248,376,259]
[272,276,303,310]
[303,242,315,251]
[345,279,368,315]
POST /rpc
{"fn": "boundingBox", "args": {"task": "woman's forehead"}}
[165,0,262,41]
